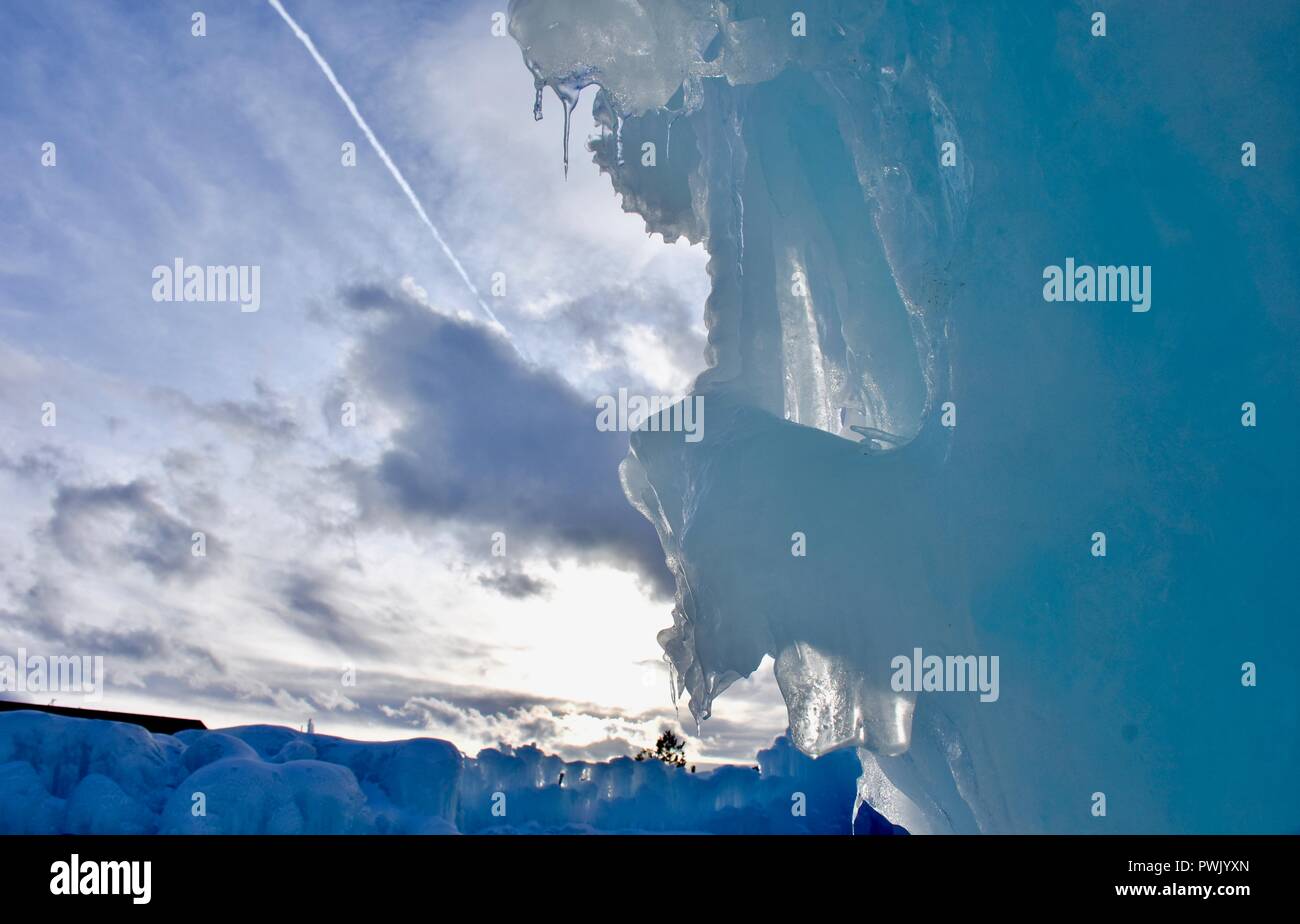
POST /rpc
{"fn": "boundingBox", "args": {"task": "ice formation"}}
[0,711,903,835]
[510,0,1300,833]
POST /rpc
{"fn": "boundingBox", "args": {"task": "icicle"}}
[532,80,544,121]
[551,81,583,178]
[562,98,572,177]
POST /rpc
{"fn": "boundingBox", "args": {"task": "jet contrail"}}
[267,0,503,330]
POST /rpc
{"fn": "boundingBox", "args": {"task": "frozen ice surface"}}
[510,0,1300,832]
[0,711,901,834]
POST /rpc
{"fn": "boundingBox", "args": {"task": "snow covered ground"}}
[0,710,904,834]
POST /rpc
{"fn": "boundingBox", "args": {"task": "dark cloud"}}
[46,479,212,582]
[333,283,673,597]
[0,445,69,482]
[1,585,226,675]
[277,572,392,657]
[476,569,551,599]
[61,625,167,660]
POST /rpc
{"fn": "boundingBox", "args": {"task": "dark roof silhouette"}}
[0,699,206,735]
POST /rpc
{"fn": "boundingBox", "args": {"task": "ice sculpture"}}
[510,0,1300,832]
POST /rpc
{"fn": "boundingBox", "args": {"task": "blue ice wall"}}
[511,0,1300,832]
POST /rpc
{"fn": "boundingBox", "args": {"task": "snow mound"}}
[0,711,901,835]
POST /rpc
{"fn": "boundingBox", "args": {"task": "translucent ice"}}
[510,0,1300,832]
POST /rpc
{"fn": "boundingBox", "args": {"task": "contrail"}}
[267,0,503,329]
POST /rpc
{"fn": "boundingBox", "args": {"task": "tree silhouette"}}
[634,729,687,767]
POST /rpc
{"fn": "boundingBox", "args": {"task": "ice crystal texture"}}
[510,0,1300,832]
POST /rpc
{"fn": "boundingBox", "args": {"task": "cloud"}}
[512,278,706,397]
[0,446,68,482]
[45,480,213,583]
[0,0,785,765]
[378,692,683,762]
[152,380,301,444]
[334,282,673,597]
[476,569,551,600]
[0,579,227,677]
[277,572,393,657]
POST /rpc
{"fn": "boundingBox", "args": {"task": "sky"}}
[0,0,789,765]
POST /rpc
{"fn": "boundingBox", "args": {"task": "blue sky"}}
[0,0,788,763]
